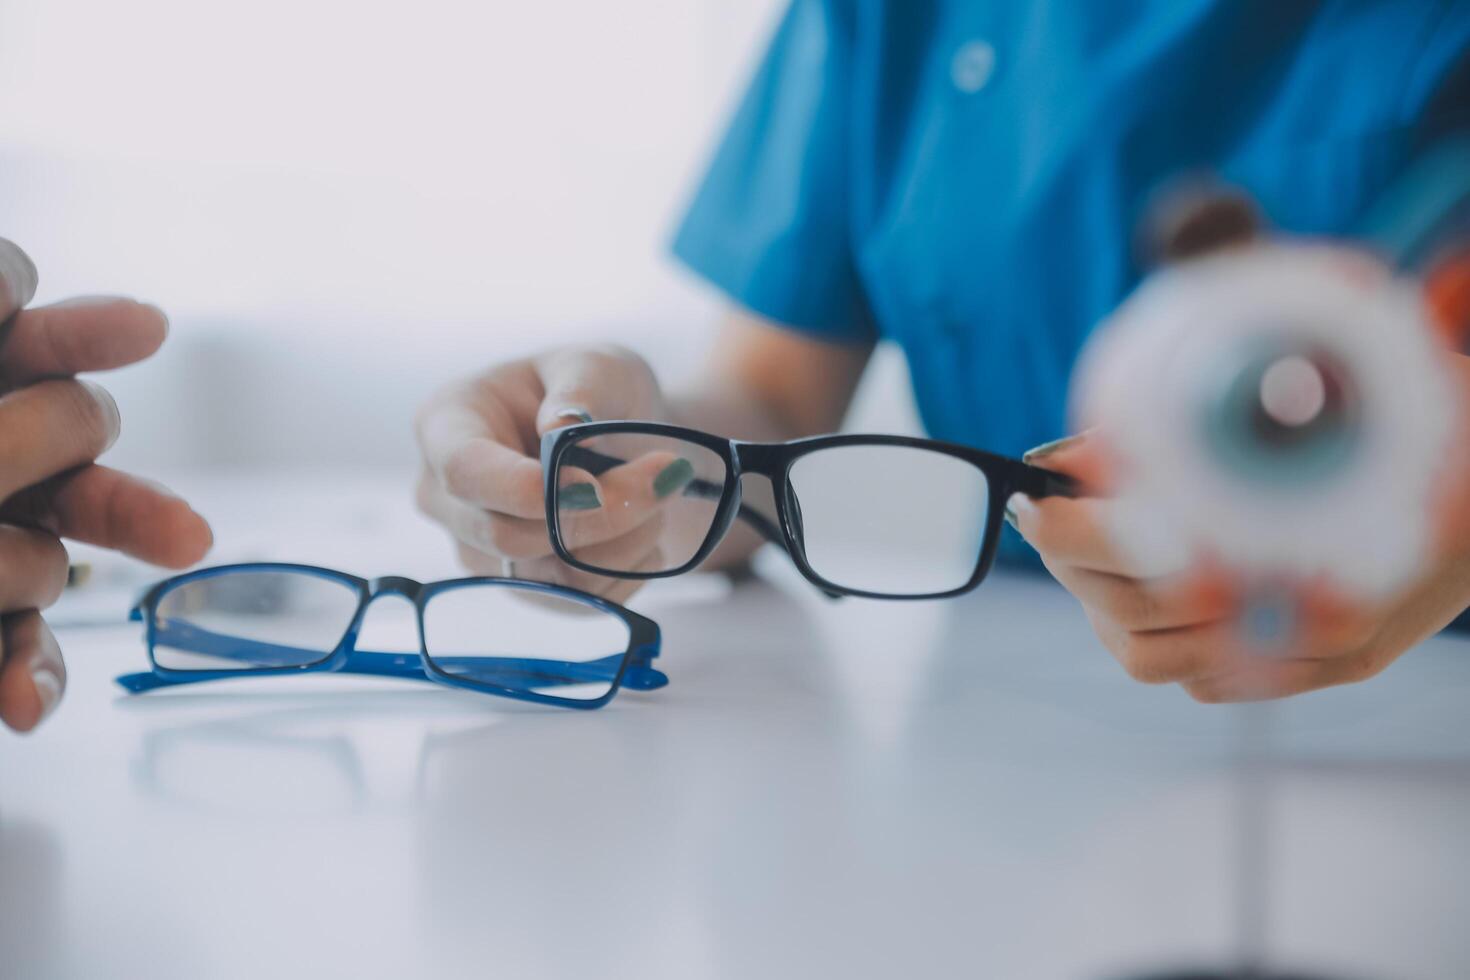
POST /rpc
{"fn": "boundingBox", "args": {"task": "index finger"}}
[417,399,545,519]
[0,298,169,387]
[1009,492,1192,579]
[0,238,38,322]
[4,464,214,569]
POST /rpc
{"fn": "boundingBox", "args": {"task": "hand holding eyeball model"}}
[1008,173,1470,703]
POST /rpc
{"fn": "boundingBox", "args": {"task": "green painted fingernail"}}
[653,458,695,499]
[560,482,603,510]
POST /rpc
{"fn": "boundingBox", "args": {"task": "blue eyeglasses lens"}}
[420,584,632,701]
[150,570,361,672]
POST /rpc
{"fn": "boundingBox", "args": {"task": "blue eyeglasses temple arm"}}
[117,622,666,694]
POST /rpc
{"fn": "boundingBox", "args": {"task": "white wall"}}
[0,0,920,472]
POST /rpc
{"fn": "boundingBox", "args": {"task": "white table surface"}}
[4,473,1469,980]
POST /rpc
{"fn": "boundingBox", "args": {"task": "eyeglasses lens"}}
[785,444,991,596]
[421,583,633,702]
[553,431,728,576]
[150,570,361,671]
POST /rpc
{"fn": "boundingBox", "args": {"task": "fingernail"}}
[0,238,39,309]
[142,302,170,337]
[80,380,122,450]
[552,407,594,425]
[50,294,134,309]
[1023,431,1087,464]
[653,458,695,499]
[1004,492,1036,533]
[560,482,603,511]
[30,662,62,723]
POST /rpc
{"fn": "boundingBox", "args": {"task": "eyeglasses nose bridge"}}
[367,575,424,600]
[337,577,429,661]
[730,440,783,476]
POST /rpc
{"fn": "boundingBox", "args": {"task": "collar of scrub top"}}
[1354,135,1470,349]
[1356,135,1470,273]
[117,564,667,710]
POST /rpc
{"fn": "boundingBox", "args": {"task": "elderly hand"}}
[1006,369,1470,702]
[0,239,213,733]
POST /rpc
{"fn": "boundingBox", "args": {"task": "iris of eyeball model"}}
[1072,244,1458,598]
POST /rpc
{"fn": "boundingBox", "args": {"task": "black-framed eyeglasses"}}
[540,422,1078,601]
[119,563,665,709]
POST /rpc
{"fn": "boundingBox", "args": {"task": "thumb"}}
[0,238,38,322]
[533,348,648,437]
[1021,428,1116,495]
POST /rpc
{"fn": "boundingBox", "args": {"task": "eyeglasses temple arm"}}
[115,652,664,694]
[1018,463,1081,500]
[118,622,666,693]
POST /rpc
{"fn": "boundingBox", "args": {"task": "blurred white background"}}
[0,0,919,476]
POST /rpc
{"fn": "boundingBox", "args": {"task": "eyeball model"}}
[1072,243,1459,599]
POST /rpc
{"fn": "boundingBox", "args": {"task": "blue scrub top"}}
[672,0,1469,564]
[673,0,1469,450]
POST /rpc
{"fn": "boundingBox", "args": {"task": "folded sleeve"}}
[671,0,876,343]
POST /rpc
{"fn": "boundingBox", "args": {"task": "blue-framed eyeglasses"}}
[118,563,666,709]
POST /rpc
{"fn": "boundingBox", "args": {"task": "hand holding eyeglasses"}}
[414,346,696,603]
[1008,411,1470,703]
[414,344,1076,602]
